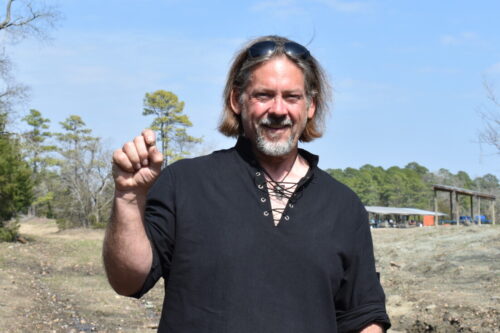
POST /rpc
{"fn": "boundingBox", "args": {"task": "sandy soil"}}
[0,218,498,332]
[373,226,499,332]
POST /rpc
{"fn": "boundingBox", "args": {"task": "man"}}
[103,35,391,332]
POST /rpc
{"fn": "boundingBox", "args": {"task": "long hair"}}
[218,35,331,142]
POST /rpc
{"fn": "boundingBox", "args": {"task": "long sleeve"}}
[131,167,177,298]
[334,204,391,332]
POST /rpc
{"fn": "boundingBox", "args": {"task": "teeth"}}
[265,125,287,129]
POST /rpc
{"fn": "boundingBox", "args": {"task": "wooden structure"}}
[433,184,496,226]
[365,206,446,227]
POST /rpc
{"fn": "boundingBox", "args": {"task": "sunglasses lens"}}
[248,41,277,58]
[248,41,310,60]
[284,42,310,59]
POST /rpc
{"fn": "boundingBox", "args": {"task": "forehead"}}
[247,56,305,90]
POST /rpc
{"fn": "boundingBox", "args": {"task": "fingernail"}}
[142,159,149,166]
[147,136,153,143]
[135,163,141,170]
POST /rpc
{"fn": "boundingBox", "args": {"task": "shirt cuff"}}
[129,241,163,299]
[336,302,391,333]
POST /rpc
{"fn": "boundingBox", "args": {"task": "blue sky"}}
[7,0,500,178]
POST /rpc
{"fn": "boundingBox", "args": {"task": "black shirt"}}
[133,137,391,332]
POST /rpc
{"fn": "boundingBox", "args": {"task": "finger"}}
[122,141,142,170]
[112,149,134,173]
[148,145,164,173]
[133,135,149,166]
[142,129,156,146]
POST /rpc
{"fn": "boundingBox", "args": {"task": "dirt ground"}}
[0,218,498,332]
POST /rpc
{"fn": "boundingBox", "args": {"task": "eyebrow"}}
[249,87,304,94]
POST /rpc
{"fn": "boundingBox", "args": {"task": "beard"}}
[255,116,295,156]
[242,110,307,157]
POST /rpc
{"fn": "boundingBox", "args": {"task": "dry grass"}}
[0,218,498,332]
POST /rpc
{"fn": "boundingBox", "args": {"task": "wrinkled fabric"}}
[132,137,391,333]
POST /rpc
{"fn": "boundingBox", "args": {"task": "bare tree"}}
[0,0,59,129]
[0,48,28,116]
[479,80,500,154]
[0,0,59,41]
[54,115,114,228]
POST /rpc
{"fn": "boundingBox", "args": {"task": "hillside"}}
[0,218,498,332]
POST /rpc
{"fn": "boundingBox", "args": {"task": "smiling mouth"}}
[260,125,291,140]
[262,124,290,132]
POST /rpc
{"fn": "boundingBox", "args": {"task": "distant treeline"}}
[1,111,114,238]
[1,108,498,239]
[326,162,499,218]
[1,89,201,238]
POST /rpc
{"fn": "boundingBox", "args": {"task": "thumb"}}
[148,145,164,172]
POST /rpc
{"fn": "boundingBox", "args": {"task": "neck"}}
[253,146,301,181]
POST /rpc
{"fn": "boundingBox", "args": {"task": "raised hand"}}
[112,129,164,194]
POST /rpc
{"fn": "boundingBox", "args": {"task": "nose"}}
[268,95,287,116]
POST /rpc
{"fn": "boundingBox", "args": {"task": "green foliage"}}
[473,174,499,192]
[56,115,95,155]
[21,109,59,216]
[0,133,33,223]
[0,220,19,242]
[405,162,429,176]
[329,165,386,205]
[0,112,7,133]
[143,90,202,165]
[52,115,113,229]
[383,166,431,208]
[326,162,500,216]
[22,109,57,173]
[55,218,72,230]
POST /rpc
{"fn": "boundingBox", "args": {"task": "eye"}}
[285,94,302,103]
[253,92,272,102]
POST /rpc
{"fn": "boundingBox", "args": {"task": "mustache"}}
[259,116,292,127]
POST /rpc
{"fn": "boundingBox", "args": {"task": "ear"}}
[307,99,316,119]
[230,89,241,115]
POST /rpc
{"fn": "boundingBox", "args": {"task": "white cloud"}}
[440,32,478,46]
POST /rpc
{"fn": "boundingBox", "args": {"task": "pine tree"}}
[0,133,33,225]
[143,90,202,166]
[21,109,59,216]
[54,115,113,228]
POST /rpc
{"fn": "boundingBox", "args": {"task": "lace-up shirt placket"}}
[255,167,310,227]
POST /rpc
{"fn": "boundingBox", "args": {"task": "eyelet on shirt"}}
[284,215,290,221]
[258,184,264,189]
[289,203,294,208]
[260,197,266,203]
[255,172,261,176]
[263,211,269,216]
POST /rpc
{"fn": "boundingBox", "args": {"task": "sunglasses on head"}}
[248,41,311,60]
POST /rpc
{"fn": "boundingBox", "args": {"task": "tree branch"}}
[484,80,500,107]
[0,0,14,30]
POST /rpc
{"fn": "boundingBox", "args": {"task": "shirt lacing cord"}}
[255,169,299,224]
[266,180,298,224]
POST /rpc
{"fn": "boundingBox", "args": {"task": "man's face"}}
[232,56,316,157]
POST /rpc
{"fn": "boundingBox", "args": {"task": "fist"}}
[112,129,164,193]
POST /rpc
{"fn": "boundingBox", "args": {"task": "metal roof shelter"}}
[365,206,447,216]
[433,184,496,225]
